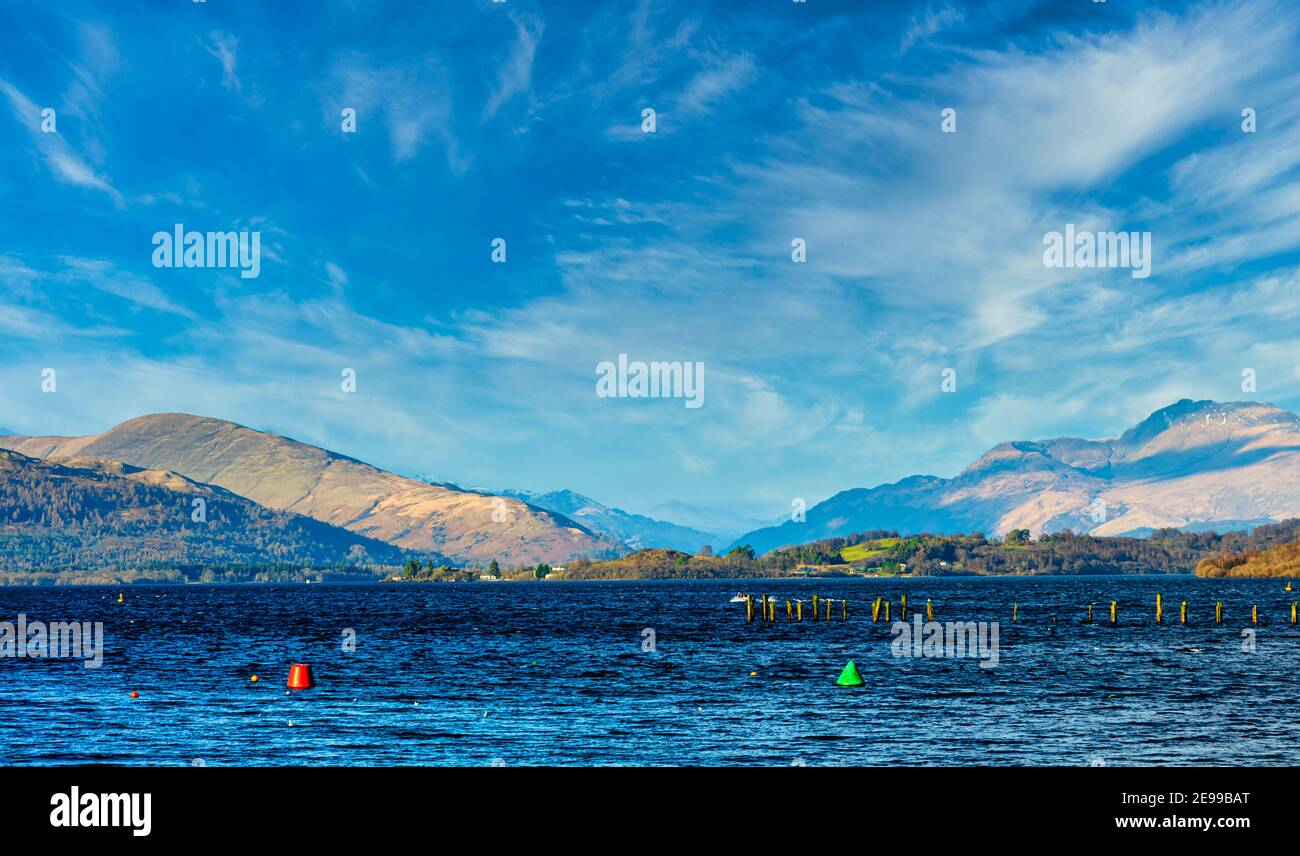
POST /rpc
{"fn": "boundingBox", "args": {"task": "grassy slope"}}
[840,538,900,563]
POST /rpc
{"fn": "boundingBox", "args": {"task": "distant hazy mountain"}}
[646,500,771,543]
[500,489,717,553]
[733,399,1300,554]
[0,414,621,566]
[0,449,403,573]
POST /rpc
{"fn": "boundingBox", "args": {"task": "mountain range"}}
[732,399,1300,554]
[4,398,1300,576]
[0,414,621,567]
[497,489,718,553]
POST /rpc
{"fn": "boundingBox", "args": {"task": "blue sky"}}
[2,0,1299,522]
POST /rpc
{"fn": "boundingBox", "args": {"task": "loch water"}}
[1,576,1297,766]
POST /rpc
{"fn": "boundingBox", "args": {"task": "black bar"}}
[0,766,1279,842]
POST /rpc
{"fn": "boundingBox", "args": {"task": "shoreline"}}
[0,571,1252,588]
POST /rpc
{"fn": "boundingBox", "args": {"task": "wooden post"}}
[884,600,890,622]
[787,600,793,620]
[1216,601,1222,625]
[926,599,933,622]
[1180,600,1187,625]
[901,593,908,619]
[1012,603,1018,623]
[841,600,847,621]
[1086,603,1093,624]
[1110,601,1117,626]
[1155,592,1162,625]
[1292,601,1297,625]
[825,598,832,621]
[747,595,753,623]
[1252,604,1258,626]
[872,597,881,623]
[812,594,819,621]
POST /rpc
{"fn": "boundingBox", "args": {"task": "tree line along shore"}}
[6,520,1300,585]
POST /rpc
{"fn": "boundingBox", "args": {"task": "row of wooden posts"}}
[746,593,933,623]
[745,592,1300,626]
[1066,593,1295,626]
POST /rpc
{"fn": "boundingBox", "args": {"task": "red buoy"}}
[129,691,139,699]
[287,663,314,689]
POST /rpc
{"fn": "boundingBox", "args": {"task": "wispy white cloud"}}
[0,79,124,207]
[323,261,348,292]
[323,52,466,170]
[603,46,753,139]
[60,22,120,125]
[482,14,544,122]
[56,257,197,320]
[673,53,756,118]
[205,31,241,94]
[900,4,964,52]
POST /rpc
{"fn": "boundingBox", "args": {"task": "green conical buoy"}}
[835,660,864,687]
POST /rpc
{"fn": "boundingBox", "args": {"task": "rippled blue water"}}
[1,576,1297,766]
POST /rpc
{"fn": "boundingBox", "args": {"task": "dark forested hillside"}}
[0,449,403,582]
